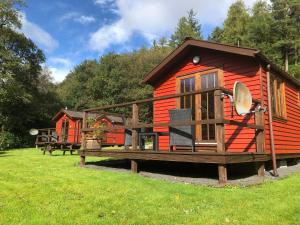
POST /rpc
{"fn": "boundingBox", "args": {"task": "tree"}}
[222,0,250,46]
[270,0,300,71]
[0,0,61,148]
[247,1,273,54]
[169,9,203,47]
[208,26,224,42]
[0,0,24,29]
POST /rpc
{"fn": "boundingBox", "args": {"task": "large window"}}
[200,73,218,140]
[180,77,195,119]
[270,74,286,118]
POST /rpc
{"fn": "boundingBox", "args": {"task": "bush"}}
[0,131,21,150]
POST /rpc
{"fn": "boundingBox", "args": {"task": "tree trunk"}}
[285,50,289,72]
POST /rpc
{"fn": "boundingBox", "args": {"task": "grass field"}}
[0,149,300,225]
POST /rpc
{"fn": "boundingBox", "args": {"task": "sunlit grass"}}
[0,149,299,225]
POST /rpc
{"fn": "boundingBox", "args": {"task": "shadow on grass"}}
[0,151,13,157]
[86,159,258,180]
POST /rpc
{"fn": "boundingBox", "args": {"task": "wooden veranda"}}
[78,87,278,183]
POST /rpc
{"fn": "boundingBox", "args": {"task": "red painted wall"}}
[97,117,125,146]
[55,114,125,146]
[261,69,300,154]
[153,48,261,152]
[55,114,81,144]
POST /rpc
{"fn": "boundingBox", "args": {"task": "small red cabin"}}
[51,109,125,147]
[93,114,125,146]
[52,109,83,146]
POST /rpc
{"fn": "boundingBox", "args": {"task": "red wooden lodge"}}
[79,38,300,184]
[35,109,125,151]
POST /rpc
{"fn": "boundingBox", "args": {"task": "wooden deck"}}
[79,149,270,164]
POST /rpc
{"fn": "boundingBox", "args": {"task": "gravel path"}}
[84,159,300,187]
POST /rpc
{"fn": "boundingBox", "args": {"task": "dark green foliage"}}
[222,0,250,46]
[208,27,224,42]
[0,0,62,148]
[210,0,300,78]
[57,47,172,121]
[0,131,20,150]
[169,9,203,47]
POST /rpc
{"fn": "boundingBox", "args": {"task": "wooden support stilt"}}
[131,160,138,173]
[215,90,227,184]
[218,164,227,184]
[256,162,265,177]
[80,155,85,166]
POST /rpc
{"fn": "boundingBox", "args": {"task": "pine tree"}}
[271,0,300,71]
[222,0,250,46]
[247,1,273,54]
[208,26,224,42]
[169,9,203,48]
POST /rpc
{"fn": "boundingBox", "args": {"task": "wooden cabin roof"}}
[51,109,97,121]
[142,38,300,89]
[52,109,125,123]
[96,114,124,124]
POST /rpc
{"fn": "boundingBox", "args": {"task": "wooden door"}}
[177,69,221,143]
[61,120,69,143]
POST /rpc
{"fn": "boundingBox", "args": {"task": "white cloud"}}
[49,57,72,67]
[74,15,96,24]
[89,0,259,52]
[20,13,59,52]
[89,20,130,51]
[48,57,73,82]
[94,0,114,6]
[49,66,72,83]
[60,12,96,24]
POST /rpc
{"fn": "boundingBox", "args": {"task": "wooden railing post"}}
[255,110,264,153]
[47,129,51,143]
[214,89,226,184]
[131,103,139,173]
[132,103,139,151]
[80,111,87,166]
[255,109,265,176]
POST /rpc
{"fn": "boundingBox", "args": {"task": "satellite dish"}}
[29,129,39,136]
[233,81,252,116]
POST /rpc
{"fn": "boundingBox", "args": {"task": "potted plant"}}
[86,118,106,150]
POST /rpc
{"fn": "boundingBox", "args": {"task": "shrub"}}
[0,131,21,150]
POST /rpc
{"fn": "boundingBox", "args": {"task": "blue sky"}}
[20,0,258,82]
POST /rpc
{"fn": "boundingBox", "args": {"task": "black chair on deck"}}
[122,116,132,150]
[169,109,195,152]
[122,115,147,150]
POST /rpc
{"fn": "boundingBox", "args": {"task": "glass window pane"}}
[201,75,207,89]
[180,79,184,93]
[202,124,208,140]
[207,73,217,88]
[208,91,215,119]
[201,93,207,120]
[180,96,184,108]
[185,78,190,92]
[191,78,195,91]
[209,124,215,140]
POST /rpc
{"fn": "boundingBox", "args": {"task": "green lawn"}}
[0,149,299,225]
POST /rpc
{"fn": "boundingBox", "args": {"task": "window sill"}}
[272,115,288,123]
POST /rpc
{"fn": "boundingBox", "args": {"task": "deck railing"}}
[35,128,81,145]
[81,87,264,153]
